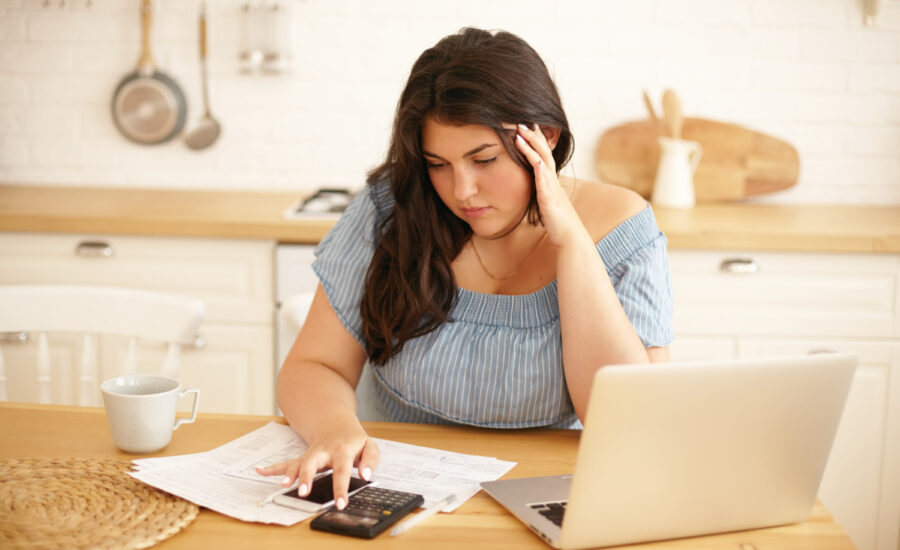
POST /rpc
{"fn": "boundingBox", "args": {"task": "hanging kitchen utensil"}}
[184,0,221,150]
[112,0,187,145]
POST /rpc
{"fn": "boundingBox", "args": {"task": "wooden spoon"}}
[662,89,683,139]
[642,89,659,129]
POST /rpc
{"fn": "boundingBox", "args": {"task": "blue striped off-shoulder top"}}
[312,181,673,429]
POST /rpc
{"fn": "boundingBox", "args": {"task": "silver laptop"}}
[481,353,857,549]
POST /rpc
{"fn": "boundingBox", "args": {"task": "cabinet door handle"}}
[0,331,29,343]
[807,348,839,355]
[75,241,115,258]
[719,258,759,274]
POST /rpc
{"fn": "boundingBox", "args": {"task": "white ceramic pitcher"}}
[651,137,703,208]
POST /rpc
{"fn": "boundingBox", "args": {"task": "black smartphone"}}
[273,472,371,513]
[310,486,424,539]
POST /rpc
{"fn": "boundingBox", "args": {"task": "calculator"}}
[310,486,424,539]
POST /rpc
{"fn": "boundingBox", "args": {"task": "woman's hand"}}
[255,421,380,510]
[515,124,588,248]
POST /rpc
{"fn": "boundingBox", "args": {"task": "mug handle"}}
[688,142,703,173]
[173,387,200,430]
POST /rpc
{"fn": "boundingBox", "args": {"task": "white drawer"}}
[668,336,736,361]
[0,233,274,324]
[670,251,900,339]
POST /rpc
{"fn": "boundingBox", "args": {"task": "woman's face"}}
[422,117,531,239]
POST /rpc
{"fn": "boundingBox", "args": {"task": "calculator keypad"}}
[346,486,422,517]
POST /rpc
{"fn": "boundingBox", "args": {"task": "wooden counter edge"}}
[2,185,899,252]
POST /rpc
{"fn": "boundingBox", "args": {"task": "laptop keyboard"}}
[529,500,567,527]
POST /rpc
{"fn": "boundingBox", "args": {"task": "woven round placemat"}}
[0,457,199,550]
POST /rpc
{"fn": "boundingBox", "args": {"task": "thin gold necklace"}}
[470,231,548,280]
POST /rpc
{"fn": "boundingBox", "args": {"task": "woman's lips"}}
[461,206,490,218]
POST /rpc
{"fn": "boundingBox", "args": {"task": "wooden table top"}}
[1,184,898,253]
[0,402,856,549]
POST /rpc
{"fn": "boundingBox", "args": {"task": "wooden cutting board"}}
[595,118,800,202]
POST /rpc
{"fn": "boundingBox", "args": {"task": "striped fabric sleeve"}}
[310,186,380,348]
[610,233,674,347]
[595,206,674,348]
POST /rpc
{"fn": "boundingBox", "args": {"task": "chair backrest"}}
[0,285,205,406]
[281,292,314,334]
[279,291,380,421]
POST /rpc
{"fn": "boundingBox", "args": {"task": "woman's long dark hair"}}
[361,28,574,365]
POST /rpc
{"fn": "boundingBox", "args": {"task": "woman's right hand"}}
[255,421,380,510]
[267,282,376,509]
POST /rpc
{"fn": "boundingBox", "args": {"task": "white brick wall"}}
[0,0,898,204]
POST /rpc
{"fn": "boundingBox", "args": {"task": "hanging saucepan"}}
[112,0,186,145]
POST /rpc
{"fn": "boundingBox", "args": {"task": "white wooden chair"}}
[280,291,380,420]
[281,292,314,335]
[0,285,205,406]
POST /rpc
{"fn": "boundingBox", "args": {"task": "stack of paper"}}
[129,421,515,526]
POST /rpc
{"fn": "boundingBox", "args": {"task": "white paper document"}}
[130,421,516,525]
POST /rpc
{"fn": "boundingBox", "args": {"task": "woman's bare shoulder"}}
[564,177,648,242]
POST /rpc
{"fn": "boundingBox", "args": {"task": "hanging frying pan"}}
[112,0,187,145]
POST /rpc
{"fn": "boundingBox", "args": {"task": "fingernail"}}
[361,467,372,481]
[281,475,292,486]
[516,134,526,145]
[532,123,539,131]
[255,464,267,471]
[299,483,308,495]
[517,123,529,133]
[336,497,346,510]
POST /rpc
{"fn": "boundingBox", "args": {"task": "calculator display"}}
[318,511,379,528]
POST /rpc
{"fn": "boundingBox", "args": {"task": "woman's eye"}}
[475,157,497,165]
[426,162,446,169]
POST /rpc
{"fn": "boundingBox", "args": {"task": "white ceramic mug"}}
[101,374,200,454]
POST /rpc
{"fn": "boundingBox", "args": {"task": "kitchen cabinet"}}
[669,250,900,550]
[0,233,275,415]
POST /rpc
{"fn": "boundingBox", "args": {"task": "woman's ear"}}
[541,126,561,151]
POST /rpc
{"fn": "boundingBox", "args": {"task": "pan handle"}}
[200,1,207,60]
[138,0,155,75]
[199,1,212,116]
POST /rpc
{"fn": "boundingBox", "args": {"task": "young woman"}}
[258,27,673,509]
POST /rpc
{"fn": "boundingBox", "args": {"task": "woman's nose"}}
[453,169,477,201]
